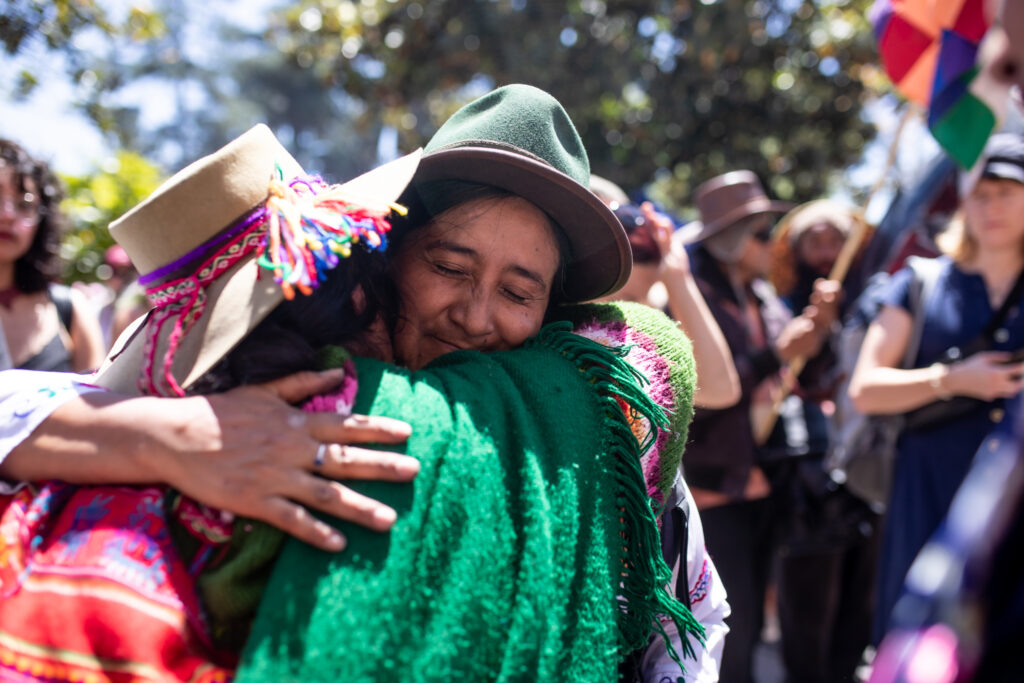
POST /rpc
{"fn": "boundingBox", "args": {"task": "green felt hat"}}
[411,84,631,302]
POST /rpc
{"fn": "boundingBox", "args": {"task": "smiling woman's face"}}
[390,195,561,370]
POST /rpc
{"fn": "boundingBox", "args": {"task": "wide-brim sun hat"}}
[678,170,793,245]
[407,84,631,302]
[94,124,421,397]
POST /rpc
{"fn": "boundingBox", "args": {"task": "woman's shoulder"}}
[552,301,697,505]
[880,255,953,312]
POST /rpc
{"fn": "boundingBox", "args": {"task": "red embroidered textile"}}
[0,483,234,682]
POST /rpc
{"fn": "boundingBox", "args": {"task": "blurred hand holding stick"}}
[753,105,919,446]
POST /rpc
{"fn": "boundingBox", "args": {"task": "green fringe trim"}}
[527,322,706,678]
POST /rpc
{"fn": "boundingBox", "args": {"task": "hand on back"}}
[153,369,418,552]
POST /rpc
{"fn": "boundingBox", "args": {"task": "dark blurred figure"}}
[680,171,839,683]
[768,199,882,682]
[0,139,103,372]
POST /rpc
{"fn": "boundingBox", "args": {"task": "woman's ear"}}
[347,285,394,362]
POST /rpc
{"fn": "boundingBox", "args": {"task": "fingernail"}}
[374,507,398,527]
[327,532,346,551]
[398,457,420,476]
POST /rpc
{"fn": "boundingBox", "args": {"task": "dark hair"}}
[389,179,571,312]
[613,204,661,265]
[0,139,65,292]
[188,246,394,394]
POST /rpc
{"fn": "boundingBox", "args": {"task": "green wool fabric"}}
[235,314,700,683]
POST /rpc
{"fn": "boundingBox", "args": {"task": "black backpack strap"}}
[48,283,74,334]
[675,499,692,612]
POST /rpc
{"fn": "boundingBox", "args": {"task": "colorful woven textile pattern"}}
[0,483,234,682]
[139,170,399,397]
[871,0,998,167]
[560,302,695,511]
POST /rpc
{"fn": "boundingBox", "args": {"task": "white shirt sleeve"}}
[0,369,108,492]
[642,476,730,683]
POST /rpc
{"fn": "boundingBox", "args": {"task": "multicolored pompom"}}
[256,166,406,300]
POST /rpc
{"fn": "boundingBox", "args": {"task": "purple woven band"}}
[137,205,268,286]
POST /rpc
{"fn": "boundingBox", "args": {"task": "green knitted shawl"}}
[228,303,701,682]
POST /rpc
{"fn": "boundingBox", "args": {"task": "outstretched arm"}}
[0,368,419,551]
[651,204,740,410]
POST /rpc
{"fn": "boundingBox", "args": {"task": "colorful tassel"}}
[255,174,406,300]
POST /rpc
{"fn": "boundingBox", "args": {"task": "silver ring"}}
[313,443,328,471]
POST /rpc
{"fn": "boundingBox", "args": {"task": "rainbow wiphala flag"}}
[871,0,1001,168]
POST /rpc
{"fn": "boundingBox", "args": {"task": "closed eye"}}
[433,262,466,277]
[503,288,530,304]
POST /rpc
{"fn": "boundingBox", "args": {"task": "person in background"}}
[590,177,740,410]
[0,139,104,372]
[768,199,881,681]
[680,170,839,683]
[866,5,1024,680]
[101,244,148,346]
[850,132,1024,645]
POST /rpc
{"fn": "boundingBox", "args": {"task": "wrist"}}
[660,257,691,283]
[133,395,209,485]
[928,362,954,401]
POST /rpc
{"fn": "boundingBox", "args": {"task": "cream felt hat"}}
[94,124,421,396]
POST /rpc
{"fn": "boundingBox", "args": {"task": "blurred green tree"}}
[4,0,887,242]
[59,152,164,283]
[265,0,881,215]
[0,0,165,117]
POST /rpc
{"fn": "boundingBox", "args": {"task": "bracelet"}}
[928,362,953,401]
